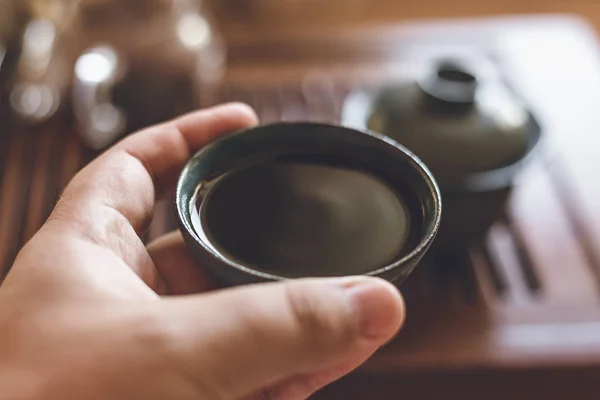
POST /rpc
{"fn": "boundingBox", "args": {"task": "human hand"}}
[0,103,405,400]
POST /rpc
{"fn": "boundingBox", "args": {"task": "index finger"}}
[50,102,258,236]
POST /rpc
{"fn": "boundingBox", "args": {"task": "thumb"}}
[160,277,405,399]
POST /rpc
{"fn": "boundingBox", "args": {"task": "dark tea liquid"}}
[196,160,415,277]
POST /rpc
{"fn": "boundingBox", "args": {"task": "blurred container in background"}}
[3,0,83,124]
[69,0,226,149]
[0,0,226,146]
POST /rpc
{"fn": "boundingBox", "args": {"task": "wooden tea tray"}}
[2,14,600,399]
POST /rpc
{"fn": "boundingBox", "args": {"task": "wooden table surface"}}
[3,12,600,399]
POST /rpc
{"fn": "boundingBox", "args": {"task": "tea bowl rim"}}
[175,121,442,283]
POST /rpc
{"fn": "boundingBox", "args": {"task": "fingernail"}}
[343,277,405,340]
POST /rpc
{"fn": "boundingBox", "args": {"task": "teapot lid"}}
[342,57,541,187]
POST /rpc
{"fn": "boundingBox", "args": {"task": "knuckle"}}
[252,375,317,400]
[283,374,318,400]
[141,309,229,400]
[249,390,276,400]
[283,282,357,350]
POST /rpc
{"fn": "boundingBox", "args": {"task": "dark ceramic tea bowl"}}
[175,122,442,287]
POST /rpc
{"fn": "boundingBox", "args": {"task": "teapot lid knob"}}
[418,60,478,115]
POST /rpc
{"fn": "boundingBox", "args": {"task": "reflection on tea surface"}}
[198,160,414,277]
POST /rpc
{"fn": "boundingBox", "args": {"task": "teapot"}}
[342,55,542,248]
